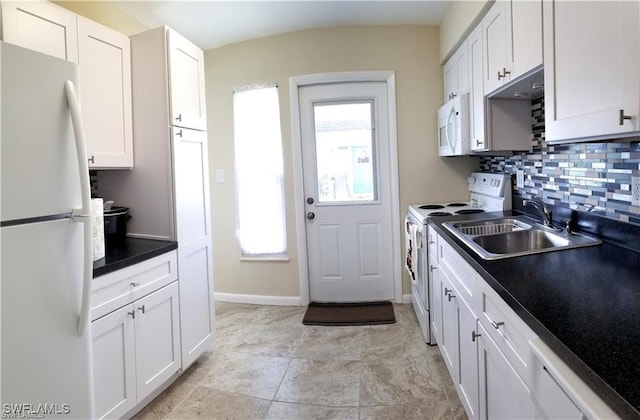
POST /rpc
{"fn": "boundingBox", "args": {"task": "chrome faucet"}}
[522,198,553,227]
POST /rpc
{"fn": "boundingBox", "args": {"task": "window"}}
[312,101,377,203]
[233,85,287,256]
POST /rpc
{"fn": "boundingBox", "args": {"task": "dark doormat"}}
[302,301,396,326]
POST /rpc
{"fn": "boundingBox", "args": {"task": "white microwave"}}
[438,93,470,156]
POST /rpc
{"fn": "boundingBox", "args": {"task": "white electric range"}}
[405,172,512,344]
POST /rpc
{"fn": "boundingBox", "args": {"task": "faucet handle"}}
[561,219,572,236]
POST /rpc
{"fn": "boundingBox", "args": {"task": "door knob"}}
[307,212,315,220]
[307,197,315,204]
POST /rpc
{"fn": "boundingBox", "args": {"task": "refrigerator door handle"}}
[65,80,93,337]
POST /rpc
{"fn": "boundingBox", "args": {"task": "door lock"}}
[306,197,315,204]
[306,212,315,220]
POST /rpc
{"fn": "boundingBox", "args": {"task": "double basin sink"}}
[443,215,602,260]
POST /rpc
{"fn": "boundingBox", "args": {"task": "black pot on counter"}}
[104,206,130,246]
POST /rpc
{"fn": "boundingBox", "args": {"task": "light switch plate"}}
[632,176,640,207]
[216,169,225,183]
[516,170,525,189]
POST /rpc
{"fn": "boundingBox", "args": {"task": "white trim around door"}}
[289,71,401,305]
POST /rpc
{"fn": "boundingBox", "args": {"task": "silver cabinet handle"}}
[88,155,95,164]
[428,240,435,245]
[131,282,140,287]
[476,139,483,147]
[490,320,505,330]
[620,109,632,125]
[444,287,452,296]
[430,265,437,272]
[176,129,183,138]
[128,310,135,319]
[497,68,511,80]
[138,305,146,314]
[448,293,456,302]
[472,331,481,342]
[176,113,182,122]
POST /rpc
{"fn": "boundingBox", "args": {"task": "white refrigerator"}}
[1,42,94,418]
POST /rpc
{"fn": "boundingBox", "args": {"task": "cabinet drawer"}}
[478,279,536,386]
[91,251,178,320]
[439,239,477,306]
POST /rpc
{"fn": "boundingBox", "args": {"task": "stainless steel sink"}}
[443,215,602,260]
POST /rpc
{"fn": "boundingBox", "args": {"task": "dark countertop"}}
[429,210,640,420]
[93,237,178,278]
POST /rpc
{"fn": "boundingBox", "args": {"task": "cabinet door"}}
[1,1,78,63]
[509,0,542,78]
[544,1,640,142]
[443,40,469,102]
[477,323,534,420]
[468,25,486,151]
[77,17,134,169]
[440,270,459,379]
[92,305,136,420]
[167,29,207,130]
[134,281,181,402]
[457,292,479,419]
[172,128,215,368]
[482,0,509,94]
[429,250,442,345]
[443,57,457,103]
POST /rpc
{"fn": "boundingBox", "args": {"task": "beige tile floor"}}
[134,302,467,420]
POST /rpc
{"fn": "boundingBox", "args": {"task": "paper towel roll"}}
[91,198,105,261]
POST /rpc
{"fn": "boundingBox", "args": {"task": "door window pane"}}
[313,101,377,203]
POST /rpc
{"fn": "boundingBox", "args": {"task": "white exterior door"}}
[299,82,394,302]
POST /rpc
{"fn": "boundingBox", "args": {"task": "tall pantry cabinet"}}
[99,26,214,370]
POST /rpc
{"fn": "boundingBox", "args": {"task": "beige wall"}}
[439,0,492,62]
[205,25,478,299]
[54,1,148,35]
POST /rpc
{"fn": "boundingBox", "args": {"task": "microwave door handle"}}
[446,106,456,153]
[64,80,93,338]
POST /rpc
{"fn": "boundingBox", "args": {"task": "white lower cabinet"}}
[434,230,619,419]
[91,251,181,419]
[92,303,136,419]
[477,322,534,419]
[93,281,180,419]
[439,261,479,419]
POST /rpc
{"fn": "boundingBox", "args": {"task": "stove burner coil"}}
[419,204,445,209]
[456,209,485,214]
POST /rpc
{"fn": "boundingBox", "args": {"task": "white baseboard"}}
[215,292,302,306]
[402,294,412,304]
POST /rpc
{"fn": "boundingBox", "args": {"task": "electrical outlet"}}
[516,170,525,189]
[632,176,640,207]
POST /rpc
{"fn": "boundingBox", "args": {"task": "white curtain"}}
[233,85,287,255]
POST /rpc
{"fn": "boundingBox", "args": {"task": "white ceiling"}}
[112,1,451,51]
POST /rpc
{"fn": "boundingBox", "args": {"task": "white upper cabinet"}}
[77,17,133,169]
[167,29,207,131]
[467,25,486,152]
[543,1,640,142]
[443,39,469,102]
[482,1,509,94]
[483,0,542,95]
[1,1,134,168]
[509,0,543,78]
[1,1,78,63]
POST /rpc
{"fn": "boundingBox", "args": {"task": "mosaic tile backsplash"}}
[480,97,640,225]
